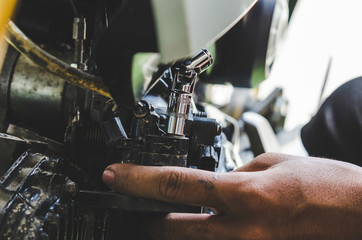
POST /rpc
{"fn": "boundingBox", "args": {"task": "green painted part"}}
[205,42,216,76]
[251,65,266,88]
[131,53,155,98]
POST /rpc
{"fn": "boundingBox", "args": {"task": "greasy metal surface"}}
[0,47,18,131]
[9,54,65,130]
[6,124,65,154]
[0,2,228,239]
[0,150,193,240]
[77,191,200,213]
[4,21,111,98]
[0,151,79,239]
[0,132,46,177]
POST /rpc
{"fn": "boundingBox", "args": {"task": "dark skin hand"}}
[102,153,362,240]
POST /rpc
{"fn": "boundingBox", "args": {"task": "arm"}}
[103,153,362,240]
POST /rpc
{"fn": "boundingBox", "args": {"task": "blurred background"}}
[258,0,362,154]
[260,0,362,130]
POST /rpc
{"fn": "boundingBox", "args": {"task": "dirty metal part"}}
[77,191,200,213]
[141,135,189,166]
[122,86,221,169]
[142,94,168,116]
[0,150,108,240]
[134,101,151,118]
[9,54,65,133]
[131,102,161,139]
[0,150,78,239]
[186,116,222,170]
[0,132,46,177]
[0,46,18,132]
[69,117,106,157]
[4,21,111,98]
[102,117,128,145]
[188,116,222,146]
[123,134,189,167]
[6,124,65,154]
[198,145,219,171]
[72,17,87,70]
[0,150,197,240]
[72,18,87,41]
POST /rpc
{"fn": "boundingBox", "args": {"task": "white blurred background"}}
[255,0,362,155]
[259,0,362,131]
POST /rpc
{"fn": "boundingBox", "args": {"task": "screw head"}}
[134,101,150,118]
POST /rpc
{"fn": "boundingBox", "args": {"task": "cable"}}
[4,21,111,98]
[68,0,80,17]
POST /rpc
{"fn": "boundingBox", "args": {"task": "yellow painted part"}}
[0,0,16,71]
[4,21,111,98]
[0,0,16,34]
[1,1,112,99]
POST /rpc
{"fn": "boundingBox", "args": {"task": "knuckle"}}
[158,169,186,201]
[253,152,276,164]
[253,152,289,168]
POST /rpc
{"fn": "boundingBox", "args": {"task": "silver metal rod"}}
[166,49,213,135]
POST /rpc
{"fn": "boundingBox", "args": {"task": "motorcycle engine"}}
[0,0,290,239]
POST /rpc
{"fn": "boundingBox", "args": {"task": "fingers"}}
[103,164,248,209]
[103,164,223,208]
[102,153,296,212]
[146,213,230,240]
[147,213,273,240]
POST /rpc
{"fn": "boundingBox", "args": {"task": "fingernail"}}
[102,169,114,187]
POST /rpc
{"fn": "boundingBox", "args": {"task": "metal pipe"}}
[166,49,213,136]
[182,48,213,76]
[4,21,111,98]
[72,17,87,70]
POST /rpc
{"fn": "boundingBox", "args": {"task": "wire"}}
[68,0,80,17]
[4,21,111,98]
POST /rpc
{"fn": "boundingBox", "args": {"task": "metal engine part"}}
[105,49,221,170]
[166,49,213,136]
[9,54,66,136]
[0,150,199,240]
[0,0,290,239]
[0,150,81,239]
[0,46,73,140]
[0,32,222,240]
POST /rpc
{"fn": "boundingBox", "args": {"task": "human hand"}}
[102,153,362,240]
